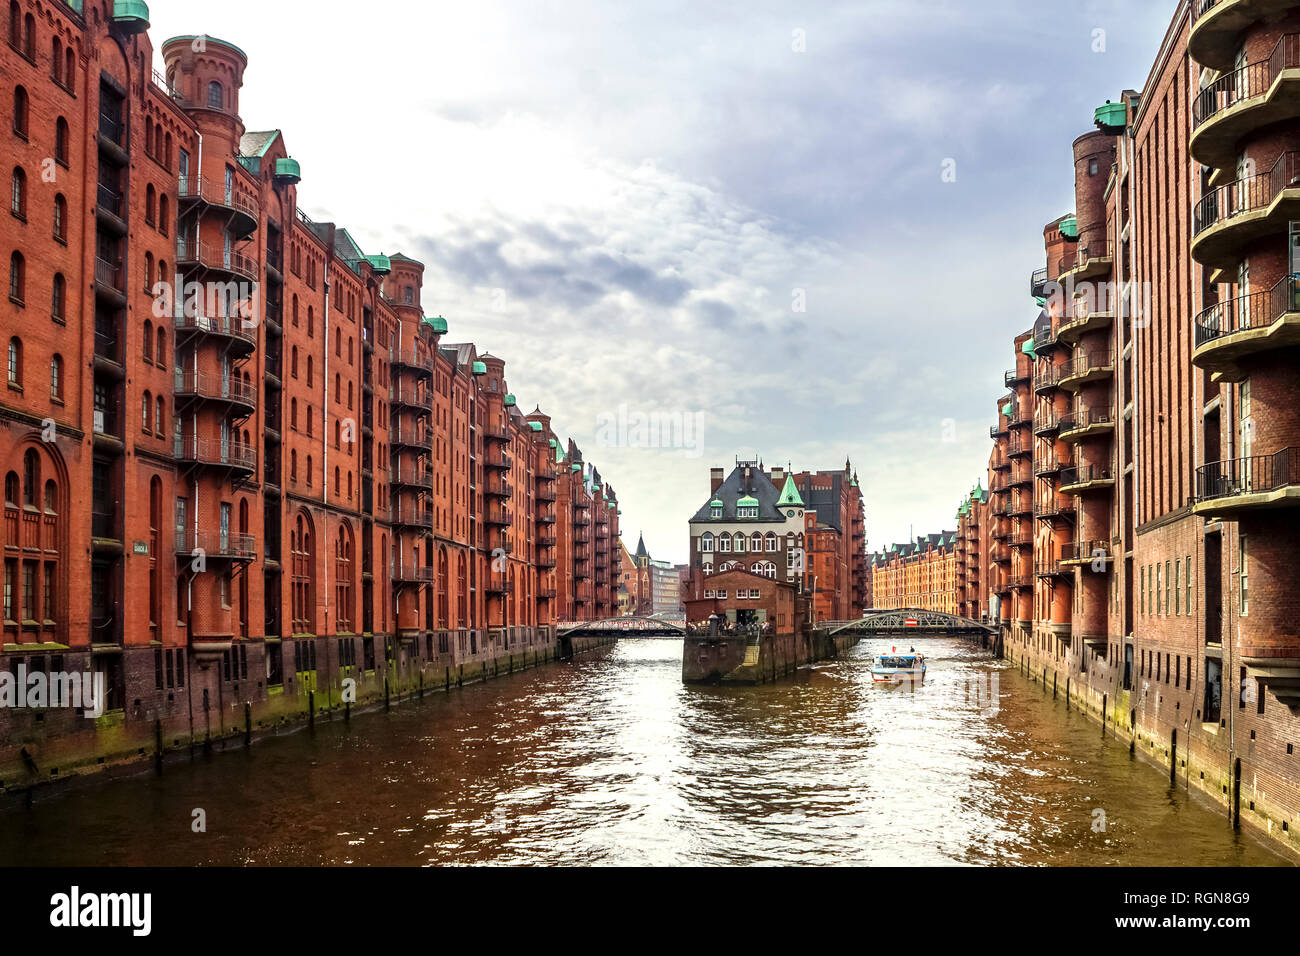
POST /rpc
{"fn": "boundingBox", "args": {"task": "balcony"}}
[94,257,126,305]
[485,580,514,596]
[484,506,513,527]
[1030,266,1050,298]
[1193,275,1300,379]
[390,466,433,490]
[1194,447,1300,516]
[390,426,433,451]
[1034,362,1063,394]
[1057,242,1114,284]
[174,436,257,474]
[1033,413,1061,437]
[1058,351,1115,391]
[990,422,1009,439]
[91,506,121,546]
[1007,468,1033,489]
[390,505,432,529]
[1006,436,1031,459]
[388,384,428,410]
[1191,34,1300,171]
[1062,540,1114,567]
[1008,575,1033,590]
[1005,367,1029,388]
[992,455,1012,472]
[174,369,258,416]
[174,528,257,562]
[1057,301,1116,346]
[1009,532,1033,548]
[174,312,258,356]
[393,566,434,584]
[1035,496,1077,521]
[1060,464,1116,495]
[96,184,127,234]
[1190,0,1297,72]
[1007,494,1033,518]
[537,487,557,502]
[537,533,557,549]
[484,452,512,471]
[1193,151,1300,273]
[175,239,260,282]
[1036,558,1070,579]
[538,556,557,570]
[1034,456,1067,478]
[389,348,434,377]
[177,176,259,239]
[484,425,510,443]
[1059,406,1115,443]
[484,480,512,499]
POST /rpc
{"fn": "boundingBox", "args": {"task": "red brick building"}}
[868,530,957,614]
[0,3,622,780]
[683,458,865,627]
[964,0,1300,854]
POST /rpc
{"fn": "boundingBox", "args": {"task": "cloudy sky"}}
[152,0,1177,563]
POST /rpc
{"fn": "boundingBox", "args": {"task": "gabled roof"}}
[777,474,804,508]
[690,464,787,522]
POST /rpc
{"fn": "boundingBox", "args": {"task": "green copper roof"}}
[504,394,516,407]
[472,361,487,375]
[778,474,804,508]
[548,438,557,447]
[423,315,448,334]
[164,35,247,60]
[1059,216,1078,240]
[273,157,301,182]
[1094,100,1127,131]
[1021,339,1037,359]
[737,495,759,511]
[529,421,543,432]
[364,254,391,274]
[710,498,723,509]
[1001,401,1012,416]
[113,0,149,31]
[571,463,582,472]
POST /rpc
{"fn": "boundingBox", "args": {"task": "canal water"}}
[0,638,1286,866]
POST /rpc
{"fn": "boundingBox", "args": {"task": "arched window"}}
[751,532,763,553]
[51,272,64,321]
[290,449,297,482]
[717,534,731,553]
[207,80,223,110]
[7,336,20,385]
[11,166,26,219]
[290,397,298,429]
[765,532,778,552]
[333,419,340,449]
[306,455,312,487]
[4,471,16,505]
[333,466,340,495]
[20,12,32,60]
[307,307,314,338]
[145,183,156,224]
[306,356,313,387]
[155,327,165,368]
[158,194,168,235]
[64,47,73,89]
[292,294,299,326]
[701,532,714,553]
[438,547,449,628]
[457,551,468,628]
[49,354,61,400]
[155,395,164,435]
[142,320,153,362]
[141,391,152,433]
[734,533,746,553]
[22,449,37,506]
[52,193,65,241]
[11,85,28,138]
[7,3,18,49]
[54,117,68,165]
[144,253,154,292]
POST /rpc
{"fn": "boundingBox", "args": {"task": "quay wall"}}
[0,630,612,807]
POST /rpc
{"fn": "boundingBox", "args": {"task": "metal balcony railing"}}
[1194,151,1300,237]
[1193,34,1300,129]
[1194,274,1300,348]
[177,176,260,222]
[174,528,257,560]
[175,312,258,348]
[174,239,259,281]
[174,369,258,410]
[96,183,125,219]
[174,436,257,470]
[1197,447,1300,502]
[1060,464,1114,487]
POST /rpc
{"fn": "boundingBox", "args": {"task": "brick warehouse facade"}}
[961,0,1300,855]
[683,458,866,627]
[867,530,957,615]
[0,2,622,787]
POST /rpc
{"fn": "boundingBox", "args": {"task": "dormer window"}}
[737,505,758,518]
[711,506,722,519]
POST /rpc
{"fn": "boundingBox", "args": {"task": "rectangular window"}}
[1239,535,1249,616]
[1165,560,1171,616]
[1174,560,1181,615]
[1140,565,1145,614]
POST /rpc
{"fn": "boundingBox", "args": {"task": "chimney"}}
[710,468,724,494]
[771,465,785,486]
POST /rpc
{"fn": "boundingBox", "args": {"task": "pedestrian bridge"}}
[557,615,687,639]
[823,608,996,637]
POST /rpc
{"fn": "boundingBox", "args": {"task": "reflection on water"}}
[0,638,1285,866]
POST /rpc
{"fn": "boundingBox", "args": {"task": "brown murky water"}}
[0,638,1286,865]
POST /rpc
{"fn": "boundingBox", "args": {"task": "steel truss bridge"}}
[823,608,996,637]
[557,615,687,639]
